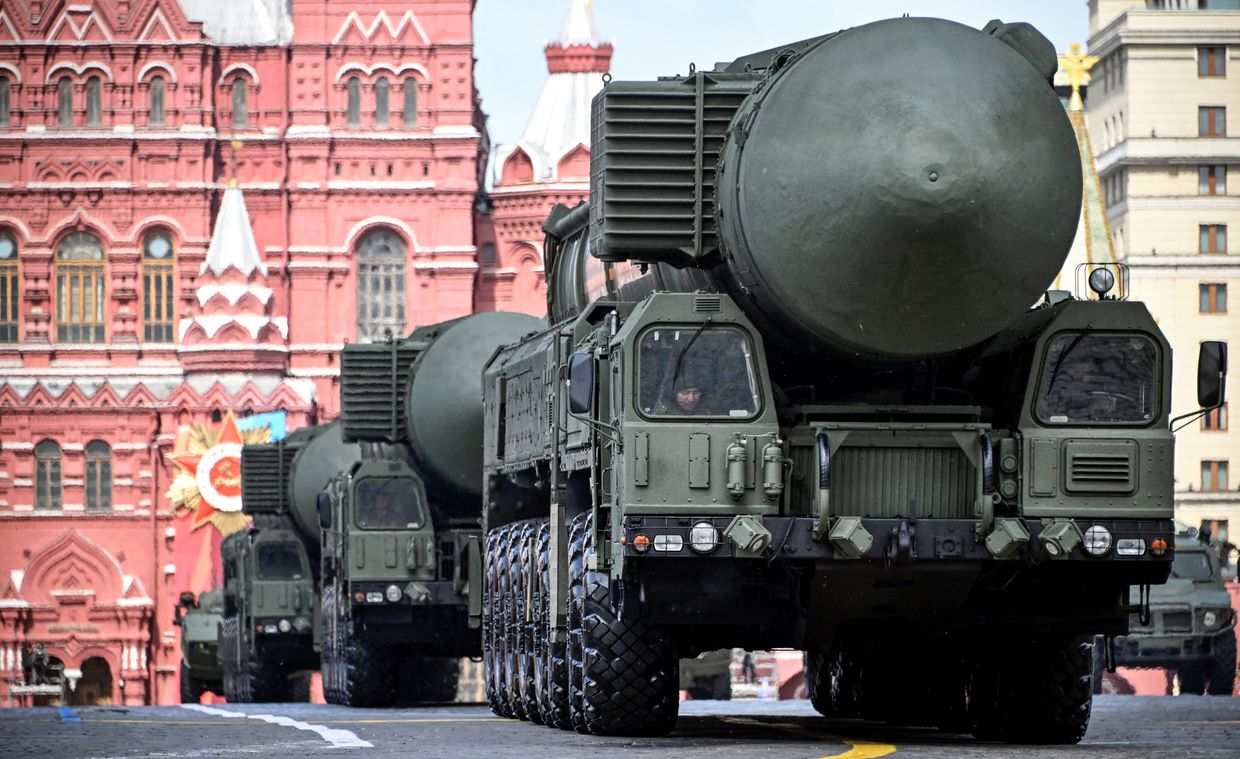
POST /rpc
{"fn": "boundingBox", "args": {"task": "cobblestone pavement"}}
[0,696,1236,759]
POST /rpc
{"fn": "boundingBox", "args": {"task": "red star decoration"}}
[169,410,245,530]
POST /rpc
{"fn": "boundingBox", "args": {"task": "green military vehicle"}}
[225,313,539,706]
[222,423,357,702]
[1108,535,1237,695]
[174,590,224,703]
[477,17,1228,744]
[330,312,541,706]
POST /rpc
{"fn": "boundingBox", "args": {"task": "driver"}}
[656,362,714,416]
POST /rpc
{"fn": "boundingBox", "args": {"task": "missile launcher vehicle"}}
[222,312,542,706]
[478,16,1228,743]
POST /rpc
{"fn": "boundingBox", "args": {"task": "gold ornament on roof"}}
[1058,43,1098,113]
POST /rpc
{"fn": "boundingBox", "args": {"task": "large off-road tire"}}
[566,513,589,733]
[513,521,543,723]
[338,632,395,707]
[1207,628,1237,696]
[400,658,461,703]
[535,520,572,729]
[972,636,1093,744]
[505,520,536,721]
[221,616,288,703]
[1178,664,1207,695]
[180,662,204,704]
[497,524,520,717]
[290,671,313,703]
[320,583,344,705]
[574,513,680,737]
[483,528,506,715]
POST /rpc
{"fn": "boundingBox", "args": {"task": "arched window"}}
[346,77,361,127]
[375,77,389,127]
[150,76,165,126]
[356,228,407,342]
[57,77,73,127]
[85,440,111,512]
[0,230,17,342]
[35,440,62,510]
[231,78,247,128]
[56,231,106,343]
[86,76,101,126]
[142,231,175,342]
[0,76,10,126]
[403,78,417,127]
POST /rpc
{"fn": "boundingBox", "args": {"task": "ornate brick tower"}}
[0,0,484,706]
[477,0,611,316]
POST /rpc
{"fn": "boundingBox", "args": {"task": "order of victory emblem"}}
[166,410,270,535]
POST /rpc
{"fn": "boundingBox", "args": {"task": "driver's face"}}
[676,387,702,411]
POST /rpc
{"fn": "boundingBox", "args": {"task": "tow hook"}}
[885,503,917,566]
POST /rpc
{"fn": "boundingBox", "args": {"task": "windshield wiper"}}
[671,317,712,387]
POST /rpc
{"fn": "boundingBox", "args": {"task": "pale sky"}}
[474,0,1091,150]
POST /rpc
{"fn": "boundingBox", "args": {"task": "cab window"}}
[1170,551,1213,581]
[256,543,304,581]
[638,326,760,419]
[1035,333,1158,425]
[355,477,425,530]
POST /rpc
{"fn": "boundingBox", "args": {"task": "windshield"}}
[1035,334,1158,424]
[1170,550,1214,581]
[355,478,424,530]
[638,326,761,419]
[256,543,304,581]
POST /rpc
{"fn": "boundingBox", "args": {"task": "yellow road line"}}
[720,716,897,759]
[821,739,898,759]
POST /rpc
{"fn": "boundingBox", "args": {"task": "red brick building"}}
[0,0,523,706]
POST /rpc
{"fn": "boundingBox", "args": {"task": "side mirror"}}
[316,491,332,530]
[1198,341,1227,409]
[568,352,595,415]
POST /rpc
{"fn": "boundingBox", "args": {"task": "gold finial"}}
[1058,43,1098,113]
[228,138,243,189]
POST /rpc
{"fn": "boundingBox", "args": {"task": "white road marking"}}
[181,704,374,749]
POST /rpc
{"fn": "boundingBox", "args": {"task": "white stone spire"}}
[558,0,603,45]
[494,0,612,186]
[201,186,266,277]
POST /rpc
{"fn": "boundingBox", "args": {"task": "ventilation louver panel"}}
[340,341,423,443]
[589,73,759,266]
[240,443,288,515]
[1064,440,1137,494]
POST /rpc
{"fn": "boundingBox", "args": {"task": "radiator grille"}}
[340,341,422,442]
[1160,611,1193,633]
[832,447,975,519]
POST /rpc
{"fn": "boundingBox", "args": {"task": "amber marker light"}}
[1150,539,1168,556]
[632,535,651,553]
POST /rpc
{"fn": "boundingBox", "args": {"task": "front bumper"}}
[1114,629,1234,667]
[622,516,1174,566]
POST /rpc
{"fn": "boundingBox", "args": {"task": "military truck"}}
[1108,535,1238,695]
[326,312,541,706]
[478,17,1228,743]
[174,590,224,703]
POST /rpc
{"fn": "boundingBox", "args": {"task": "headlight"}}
[277,618,292,633]
[385,584,403,603]
[1083,525,1112,556]
[1088,267,1116,297]
[689,522,718,554]
[365,591,384,603]
[1203,611,1218,628]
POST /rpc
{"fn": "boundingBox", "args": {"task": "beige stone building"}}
[1086,0,1240,563]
